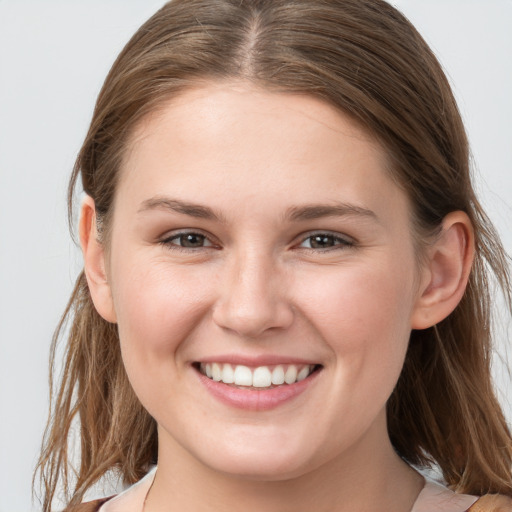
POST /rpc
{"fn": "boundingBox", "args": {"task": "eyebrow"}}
[284,203,379,223]
[138,196,226,222]
[138,196,378,223]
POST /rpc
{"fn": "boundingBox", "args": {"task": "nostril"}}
[212,302,295,339]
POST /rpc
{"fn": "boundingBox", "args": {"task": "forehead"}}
[127,82,379,162]
[116,82,408,224]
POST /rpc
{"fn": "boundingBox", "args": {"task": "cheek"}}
[110,255,215,371]
[302,257,414,333]
[109,256,221,423]
[296,255,417,389]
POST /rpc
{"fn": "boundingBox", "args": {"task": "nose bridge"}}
[212,246,293,337]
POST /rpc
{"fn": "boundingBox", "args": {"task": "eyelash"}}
[159,230,355,252]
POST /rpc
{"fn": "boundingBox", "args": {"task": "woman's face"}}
[104,83,425,479]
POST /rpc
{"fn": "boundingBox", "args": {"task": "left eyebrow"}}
[284,203,379,223]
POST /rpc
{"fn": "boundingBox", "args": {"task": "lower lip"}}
[195,368,321,411]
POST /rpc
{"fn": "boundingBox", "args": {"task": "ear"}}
[411,211,475,330]
[79,195,117,323]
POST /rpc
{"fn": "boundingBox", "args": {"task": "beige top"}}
[99,468,479,512]
[411,480,478,512]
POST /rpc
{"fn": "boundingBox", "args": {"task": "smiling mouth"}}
[195,362,322,389]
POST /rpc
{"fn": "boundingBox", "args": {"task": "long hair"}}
[35,0,512,509]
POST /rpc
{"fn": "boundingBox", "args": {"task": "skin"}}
[81,82,474,511]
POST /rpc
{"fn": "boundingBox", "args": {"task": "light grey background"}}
[0,1,511,511]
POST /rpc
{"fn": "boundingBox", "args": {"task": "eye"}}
[161,231,215,249]
[299,232,353,250]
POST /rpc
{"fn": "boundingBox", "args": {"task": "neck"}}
[145,415,424,512]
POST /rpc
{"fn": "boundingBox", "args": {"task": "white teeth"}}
[234,365,253,386]
[200,363,317,387]
[253,367,272,387]
[297,366,310,382]
[221,363,234,384]
[284,365,298,384]
[271,365,285,385]
[211,363,222,382]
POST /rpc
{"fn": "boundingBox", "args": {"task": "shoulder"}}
[413,479,512,512]
[468,494,512,511]
[412,479,478,512]
[62,496,115,512]
[84,466,156,511]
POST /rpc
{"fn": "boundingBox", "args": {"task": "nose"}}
[212,251,294,338]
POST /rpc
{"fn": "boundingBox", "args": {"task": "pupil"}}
[181,234,204,247]
[311,235,333,248]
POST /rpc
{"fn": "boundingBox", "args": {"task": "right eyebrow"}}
[137,196,227,223]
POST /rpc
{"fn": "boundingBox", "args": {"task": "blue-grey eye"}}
[171,233,212,248]
[301,234,350,249]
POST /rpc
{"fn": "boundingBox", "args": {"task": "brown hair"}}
[35,0,512,509]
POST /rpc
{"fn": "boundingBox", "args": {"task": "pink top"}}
[411,480,478,512]
[99,468,479,512]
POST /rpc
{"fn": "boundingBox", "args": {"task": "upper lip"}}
[193,354,321,367]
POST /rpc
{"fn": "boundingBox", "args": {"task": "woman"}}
[36,0,512,510]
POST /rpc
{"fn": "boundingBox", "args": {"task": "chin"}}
[206,455,314,482]
[189,435,323,482]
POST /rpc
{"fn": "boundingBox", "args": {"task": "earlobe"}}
[411,211,475,330]
[79,196,117,323]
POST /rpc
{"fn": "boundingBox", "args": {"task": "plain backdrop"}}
[0,1,511,511]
